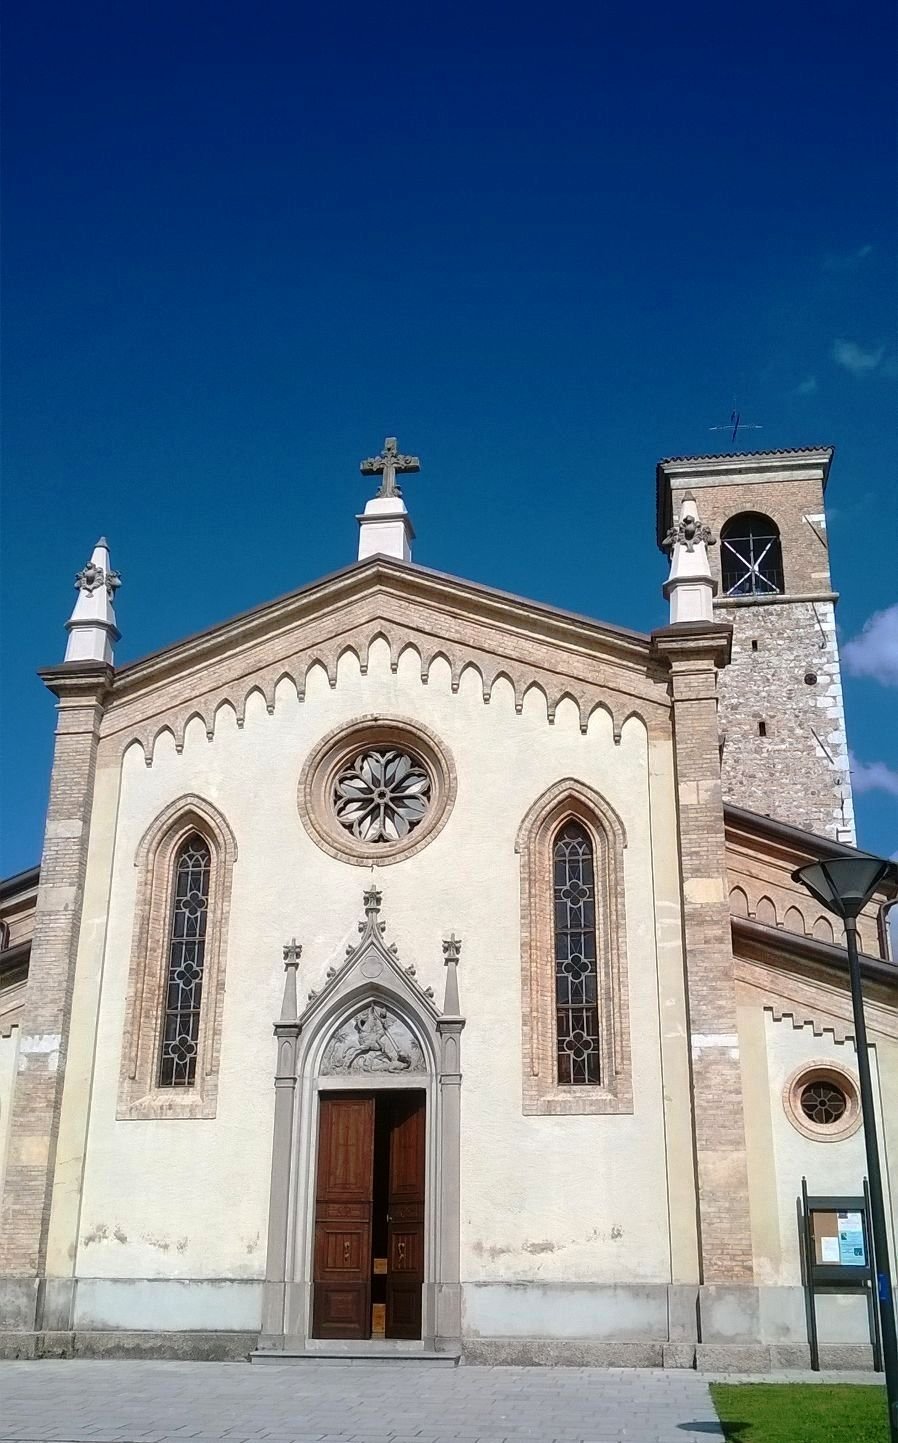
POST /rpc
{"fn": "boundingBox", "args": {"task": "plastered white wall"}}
[765,1014,897,1287]
[75,640,680,1289]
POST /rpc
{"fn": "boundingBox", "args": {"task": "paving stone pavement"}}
[0,1361,725,1443]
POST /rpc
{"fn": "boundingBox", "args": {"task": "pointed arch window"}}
[720,512,784,596]
[516,780,632,1115]
[159,834,211,1087]
[118,796,237,1120]
[553,822,601,1086]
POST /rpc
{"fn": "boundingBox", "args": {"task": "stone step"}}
[251,1343,460,1366]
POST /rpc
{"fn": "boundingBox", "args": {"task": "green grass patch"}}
[710,1383,889,1443]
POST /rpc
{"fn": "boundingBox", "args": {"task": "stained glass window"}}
[720,513,785,596]
[553,821,600,1086]
[159,834,211,1087]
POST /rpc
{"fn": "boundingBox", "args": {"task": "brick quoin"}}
[0,664,110,1301]
[652,624,754,1284]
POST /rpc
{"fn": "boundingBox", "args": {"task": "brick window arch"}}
[118,796,237,1120]
[720,512,785,596]
[516,780,632,1115]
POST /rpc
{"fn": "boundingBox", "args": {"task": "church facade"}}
[1,443,896,1369]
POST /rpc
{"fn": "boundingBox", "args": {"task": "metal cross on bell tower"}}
[360,436,420,499]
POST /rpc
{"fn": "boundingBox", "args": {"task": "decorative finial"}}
[442,933,462,964]
[278,937,302,1025]
[662,494,717,624]
[442,932,462,1014]
[65,537,121,665]
[360,436,421,500]
[662,500,716,555]
[363,885,382,919]
[74,558,121,596]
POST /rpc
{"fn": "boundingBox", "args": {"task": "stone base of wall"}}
[0,1330,256,1361]
[0,1278,879,1369]
[0,1329,878,1370]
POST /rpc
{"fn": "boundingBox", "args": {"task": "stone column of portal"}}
[260,941,303,1348]
[0,662,111,1324]
[435,934,465,1350]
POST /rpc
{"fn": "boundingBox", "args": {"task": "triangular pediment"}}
[100,557,667,757]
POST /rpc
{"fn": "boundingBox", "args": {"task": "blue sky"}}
[2,0,896,876]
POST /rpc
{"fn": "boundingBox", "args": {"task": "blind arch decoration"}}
[720,512,785,596]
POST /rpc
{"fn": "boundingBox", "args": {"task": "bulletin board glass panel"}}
[810,1209,867,1268]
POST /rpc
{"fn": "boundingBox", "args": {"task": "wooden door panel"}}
[313,1096,374,1340]
[317,1095,375,1201]
[317,1223,369,1276]
[386,1093,425,1340]
[389,1226,423,1275]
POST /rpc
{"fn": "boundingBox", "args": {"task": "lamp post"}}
[793,855,898,1442]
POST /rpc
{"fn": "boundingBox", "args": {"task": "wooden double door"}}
[312,1091,426,1341]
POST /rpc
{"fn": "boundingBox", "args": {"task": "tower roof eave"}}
[655,446,835,549]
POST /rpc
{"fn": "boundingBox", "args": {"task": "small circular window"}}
[784,1063,860,1142]
[800,1080,847,1126]
[299,718,456,865]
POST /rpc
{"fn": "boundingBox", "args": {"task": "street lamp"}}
[793,854,898,1442]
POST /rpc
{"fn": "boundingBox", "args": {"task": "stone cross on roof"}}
[360,436,420,499]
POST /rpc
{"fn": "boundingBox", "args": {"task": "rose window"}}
[800,1081,847,1126]
[334,748,432,843]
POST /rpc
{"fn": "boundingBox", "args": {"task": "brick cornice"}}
[732,915,898,992]
[38,662,113,703]
[113,560,654,696]
[650,622,732,671]
[96,565,675,760]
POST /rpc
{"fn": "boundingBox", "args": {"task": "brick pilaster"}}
[652,623,753,1283]
[0,663,110,1305]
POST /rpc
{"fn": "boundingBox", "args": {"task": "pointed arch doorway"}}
[312,1087,426,1341]
[259,890,464,1355]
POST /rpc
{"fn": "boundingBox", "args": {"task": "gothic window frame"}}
[516,779,632,1115]
[117,795,237,1120]
[720,512,785,597]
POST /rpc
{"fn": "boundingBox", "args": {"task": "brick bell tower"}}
[656,447,855,844]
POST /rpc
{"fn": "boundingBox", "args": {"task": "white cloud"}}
[850,754,898,799]
[832,339,886,375]
[823,244,873,271]
[795,376,818,396]
[844,603,898,686]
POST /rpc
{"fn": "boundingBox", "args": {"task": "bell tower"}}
[657,447,855,844]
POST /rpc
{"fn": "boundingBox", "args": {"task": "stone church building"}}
[1,442,896,1368]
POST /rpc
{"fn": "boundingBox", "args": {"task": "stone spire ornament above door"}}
[64,537,122,664]
[357,436,419,563]
[662,493,716,624]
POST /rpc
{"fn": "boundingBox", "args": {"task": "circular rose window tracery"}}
[783,1061,861,1143]
[334,748,432,842]
[298,718,456,865]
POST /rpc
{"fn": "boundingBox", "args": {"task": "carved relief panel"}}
[320,1003,426,1075]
